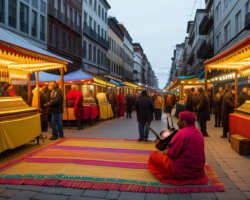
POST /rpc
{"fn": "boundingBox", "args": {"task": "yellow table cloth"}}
[99,104,113,120]
[0,114,42,154]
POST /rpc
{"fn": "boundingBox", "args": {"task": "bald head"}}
[243,87,248,93]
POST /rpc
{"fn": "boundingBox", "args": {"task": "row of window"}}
[83,40,107,68]
[108,59,122,76]
[124,52,133,68]
[85,0,107,24]
[49,25,82,57]
[108,37,123,59]
[83,11,107,40]
[0,0,46,41]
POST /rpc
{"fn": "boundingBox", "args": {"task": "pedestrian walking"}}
[212,92,222,127]
[45,81,64,140]
[126,91,134,118]
[135,90,154,141]
[166,94,173,116]
[221,85,235,138]
[197,87,210,137]
[154,94,163,120]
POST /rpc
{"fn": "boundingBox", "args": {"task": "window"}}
[32,0,38,9]
[215,32,221,52]
[0,0,4,23]
[105,12,107,23]
[20,2,28,33]
[101,28,103,37]
[224,0,228,9]
[89,0,92,6]
[94,0,97,11]
[89,44,92,61]
[54,27,59,46]
[224,21,231,44]
[246,1,249,15]
[58,0,61,13]
[73,38,76,54]
[101,52,103,65]
[31,11,37,37]
[83,40,87,58]
[98,49,100,64]
[49,24,53,44]
[84,11,87,23]
[68,35,71,52]
[41,0,46,14]
[105,31,106,40]
[98,25,100,35]
[102,8,104,20]
[63,4,67,17]
[77,15,81,26]
[216,3,221,22]
[94,21,96,31]
[89,16,92,27]
[93,47,96,62]
[235,11,241,35]
[40,15,45,41]
[98,5,100,17]
[8,0,16,28]
[63,32,66,48]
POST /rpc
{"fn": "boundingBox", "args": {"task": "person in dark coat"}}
[197,88,210,137]
[221,86,235,138]
[126,91,134,118]
[45,82,64,140]
[185,88,196,112]
[135,90,155,141]
[212,92,222,127]
[238,87,248,106]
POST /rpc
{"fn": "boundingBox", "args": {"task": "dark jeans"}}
[199,120,207,134]
[51,112,64,137]
[127,112,132,118]
[138,122,151,139]
[215,116,221,126]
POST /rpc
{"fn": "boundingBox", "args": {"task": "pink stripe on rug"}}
[25,158,148,169]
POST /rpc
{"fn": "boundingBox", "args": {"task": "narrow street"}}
[1,112,250,200]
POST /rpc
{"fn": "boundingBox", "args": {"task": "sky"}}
[108,0,206,89]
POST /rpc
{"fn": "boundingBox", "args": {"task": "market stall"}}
[167,75,213,117]
[0,27,70,153]
[203,36,250,141]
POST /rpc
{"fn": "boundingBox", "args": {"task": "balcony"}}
[197,38,214,59]
[245,12,250,29]
[83,22,109,49]
[199,14,213,35]
[188,33,195,45]
[48,5,82,34]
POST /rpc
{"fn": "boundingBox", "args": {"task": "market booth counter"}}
[203,36,250,153]
[0,27,70,153]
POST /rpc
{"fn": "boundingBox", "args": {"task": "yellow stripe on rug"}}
[0,162,160,183]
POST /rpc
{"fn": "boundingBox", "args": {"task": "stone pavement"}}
[0,111,250,200]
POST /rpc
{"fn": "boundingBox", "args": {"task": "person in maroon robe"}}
[148,111,208,185]
[72,85,83,129]
[116,89,125,117]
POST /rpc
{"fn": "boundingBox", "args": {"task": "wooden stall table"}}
[99,104,114,120]
[229,113,250,139]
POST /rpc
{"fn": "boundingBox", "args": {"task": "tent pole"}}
[61,68,64,105]
[36,71,40,109]
[28,73,31,102]
[205,66,208,92]
[235,70,238,109]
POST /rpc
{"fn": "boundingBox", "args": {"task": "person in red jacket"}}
[148,111,208,185]
[72,85,83,130]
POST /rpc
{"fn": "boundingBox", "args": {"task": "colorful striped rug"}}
[0,138,226,194]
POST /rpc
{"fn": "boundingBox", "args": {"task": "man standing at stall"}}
[135,90,154,141]
[185,89,196,113]
[45,82,64,140]
[238,87,248,106]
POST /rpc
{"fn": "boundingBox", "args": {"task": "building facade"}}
[107,17,124,80]
[133,43,143,84]
[118,24,134,82]
[0,0,47,49]
[47,0,82,73]
[82,0,110,76]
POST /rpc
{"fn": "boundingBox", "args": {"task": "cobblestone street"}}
[1,111,250,200]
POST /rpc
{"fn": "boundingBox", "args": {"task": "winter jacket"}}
[238,91,249,106]
[186,93,196,112]
[49,88,63,114]
[197,92,210,122]
[135,96,155,123]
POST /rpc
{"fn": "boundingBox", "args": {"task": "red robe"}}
[73,90,83,120]
[67,89,75,100]
[148,124,209,185]
[116,94,125,117]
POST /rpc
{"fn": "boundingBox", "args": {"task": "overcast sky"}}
[108,0,205,89]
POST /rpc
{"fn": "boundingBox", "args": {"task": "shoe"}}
[59,135,65,138]
[49,136,58,140]
[203,133,210,137]
[138,138,144,142]
[144,137,148,141]
[220,135,227,138]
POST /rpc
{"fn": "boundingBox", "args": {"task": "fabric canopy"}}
[119,82,126,86]
[34,71,61,82]
[0,27,71,63]
[110,79,121,86]
[198,68,205,81]
[64,69,93,82]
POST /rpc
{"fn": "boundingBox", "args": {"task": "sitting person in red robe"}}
[148,111,209,185]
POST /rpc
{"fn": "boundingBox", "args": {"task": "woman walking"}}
[154,94,163,120]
